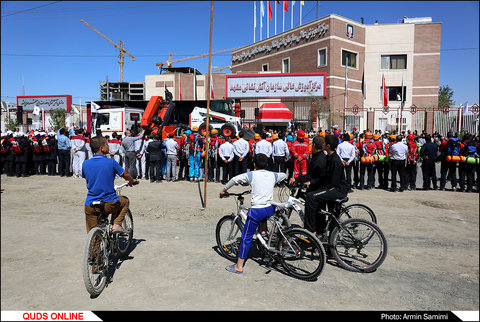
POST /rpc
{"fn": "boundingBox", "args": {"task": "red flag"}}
[276,1,281,4]
[382,74,388,107]
[284,1,288,12]
[268,1,272,20]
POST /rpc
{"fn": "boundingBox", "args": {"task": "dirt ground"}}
[1,172,479,313]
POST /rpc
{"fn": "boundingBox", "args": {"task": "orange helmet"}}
[272,134,279,140]
[365,132,372,139]
[373,134,380,140]
[254,133,260,140]
[192,126,198,132]
[211,129,218,135]
[319,131,326,137]
[389,134,396,141]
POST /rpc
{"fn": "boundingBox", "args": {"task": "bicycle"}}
[281,184,388,273]
[215,190,326,281]
[82,182,137,296]
[278,183,377,227]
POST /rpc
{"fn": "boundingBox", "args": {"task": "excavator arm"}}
[140,88,176,139]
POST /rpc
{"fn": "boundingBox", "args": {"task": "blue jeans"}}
[239,205,275,259]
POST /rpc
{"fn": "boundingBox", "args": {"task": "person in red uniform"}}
[359,132,376,190]
[373,134,388,189]
[291,130,310,178]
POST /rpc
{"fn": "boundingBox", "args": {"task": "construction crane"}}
[155,47,239,73]
[80,19,135,82]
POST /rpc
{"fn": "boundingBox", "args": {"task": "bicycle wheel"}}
[329,218,387,273]
[116,209,134,257]
[276,227,326,281]
[338,204,377,223]
[256,211,291,257]
[82,227,108,296]
[216,215,244,261]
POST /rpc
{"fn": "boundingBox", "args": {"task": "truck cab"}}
[94,107,144,136]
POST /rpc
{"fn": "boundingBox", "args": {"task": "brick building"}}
[229,14,441,133]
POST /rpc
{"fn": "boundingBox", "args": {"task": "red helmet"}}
[407,134,415,140]
[297,130,305,137]
[334,130,340,136]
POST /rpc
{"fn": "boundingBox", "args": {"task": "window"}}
[317,48,327,67]
[345,115,361,132]
[380,86,406,102]
[342,50,357,68]
[282,58,290,73]
[381,55,407,69]
[262,64,269,71]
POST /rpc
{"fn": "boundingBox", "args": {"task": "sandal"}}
[112,227,128,234]
[225,264,243,274]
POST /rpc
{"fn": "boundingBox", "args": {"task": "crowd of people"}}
[1,125,479,193]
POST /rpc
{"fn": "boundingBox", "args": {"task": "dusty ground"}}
[1,172,479,313]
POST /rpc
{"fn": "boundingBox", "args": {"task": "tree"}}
[50,108,67,131]
[438,85,455,107]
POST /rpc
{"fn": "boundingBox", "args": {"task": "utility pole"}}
[203,0,214,208]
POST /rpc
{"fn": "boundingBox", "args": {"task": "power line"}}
[1,1,62,18]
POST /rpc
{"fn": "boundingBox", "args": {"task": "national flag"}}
[462,101,468,114]
[71,104,80,115]
[382,74,388,107]
[91,101,101,113]
[268,1,272,20]
[32,105,40,116]
[284,1,288,12]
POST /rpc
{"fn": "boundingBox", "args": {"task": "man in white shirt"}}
[165,132,179,181]
[233,130,249,176]
[389,135,408,192]
[255,133,273,170]
[272,133,289,173]
[336,133,356,192]
[218,135,234,184]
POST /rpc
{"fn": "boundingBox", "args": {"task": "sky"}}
[1,1,479,106]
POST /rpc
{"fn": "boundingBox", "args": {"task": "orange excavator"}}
[140,88,178,139]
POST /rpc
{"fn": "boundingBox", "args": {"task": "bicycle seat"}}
[335,197,349,204]
[90,201,105,212]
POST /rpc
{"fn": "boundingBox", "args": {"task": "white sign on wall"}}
[226,73,326,99]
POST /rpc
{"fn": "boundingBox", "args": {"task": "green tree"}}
[438,85,455,107]
[50,108,67,131]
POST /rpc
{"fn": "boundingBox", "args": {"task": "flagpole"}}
[254,1,256,43]
[267,3,269,37]
[283,1,285,32]
[291,1,293,29]
[275,1,277,34]
[399,72,404,133]
[260,1,263,40]
[300,1,302,25]
[204,0,214,209]
[344,57,348,130]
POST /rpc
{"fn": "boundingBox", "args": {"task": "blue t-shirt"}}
[82,154,124,206]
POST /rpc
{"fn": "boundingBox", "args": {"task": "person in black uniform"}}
[4,132,16,176]
[14,132,30,177]
[294,135,348,235]
[289,135,328,234]
[45,132,58,175]
[146,133,165,182]
[420,134,438,190]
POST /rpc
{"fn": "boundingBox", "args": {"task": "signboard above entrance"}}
[226,72,326,99]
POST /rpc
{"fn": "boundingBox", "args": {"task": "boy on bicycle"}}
[82,135,137,233]
[219,153,287,274]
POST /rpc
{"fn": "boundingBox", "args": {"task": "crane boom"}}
[155,46,240,69]
[81,19,135,82]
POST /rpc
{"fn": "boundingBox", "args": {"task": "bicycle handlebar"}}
[115,180,140,190]
[220,190,251,199]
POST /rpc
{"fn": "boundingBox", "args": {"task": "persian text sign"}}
[17,95,72,110]
[226,73,326,99]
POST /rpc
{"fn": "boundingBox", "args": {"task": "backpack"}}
[407,140,418,163]
[187,134,196,150]
[42,139,50,153]
[465,141,477,157]
[447,138,461,156]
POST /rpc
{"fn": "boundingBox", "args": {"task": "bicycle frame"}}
[228,192,304,258]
